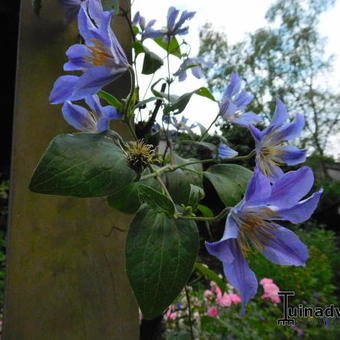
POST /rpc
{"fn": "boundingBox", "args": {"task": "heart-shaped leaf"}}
[154,37,181,58]
[142,48,164,75]
[126,206,199,319]
[204,164,252,206]
[30,131,136,197]
[165,154,203,205]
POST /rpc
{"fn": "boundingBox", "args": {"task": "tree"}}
[199,0,340,158]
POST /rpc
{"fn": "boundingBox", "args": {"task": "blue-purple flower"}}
[58,0,82,23]
[163,7,195,40]
[168,116,196,130]
[174,57,211,82]
[218,143,238,159]
[206,167,322,313]
[132,11,163,40]
[50,0,129,104]
[62,94,122,132]
[250,99,307,178]
[220,73,261,127]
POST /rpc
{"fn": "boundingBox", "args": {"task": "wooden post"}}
[3,1,139,339]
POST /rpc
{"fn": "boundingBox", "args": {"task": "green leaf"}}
[150,79,178,103]
[164,92,193,115]
[98,91,123,111]
[142,48,164,75]
[188,184,205,210]
[137,184,175,216]
[195,87,216,101]
[204,164,252,206]
[164,87,215,115]
[134,97,161,110]
[126,206,199,319]
[107,182,141,214]
[132,41,145,56]
[197,204,214,217]
[194,263,226,293]
[102,0,119,11]
[32,0,42,16]
[30,131,136,197]
[166,154,203,205]
[107,168,163,214]
[154,37,182,58]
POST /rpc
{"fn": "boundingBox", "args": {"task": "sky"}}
[131,0,340,157]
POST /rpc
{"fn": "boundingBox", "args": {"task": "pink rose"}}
[217,293,232,307]
[229,293,241,305]
[204,289,213,298]
[207,306,219,317]
[260,278,273,285]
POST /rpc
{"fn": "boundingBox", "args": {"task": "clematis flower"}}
[58,0,82,23]
[250,98,307,178]
[174,57,211,82]
[132,11,163,40]
[50,0,129,104]
[163,6,195,41]
[62,94,122,132]
[220,73,261,127]
[218,143,238,159]
[167,116,196,131]
[205,167,322,314]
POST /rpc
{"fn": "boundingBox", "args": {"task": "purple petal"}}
[231,112,262,127]
[245,170,271,204]
[276,189,323,224]
[96,117,111,132]
[191,66,203,79]
[174,10,196,31]
[260,225,308,266]
[64,44,90,71]
[271,98,288,126]
[235,91,253,109]
[167,7,179,31]
[78,3,96,40]
[85,94,103,117]
[249,125,263,142]
[223,101,237,118]
[218,144,238,159]
[49,75,79,104]
[278,113,305,141]
[224,72,241,98]
[101,105,122,120]
[71,66,125,101]
[269,167,314,209]
[132,11,140,25]
[221,240,258,314]
[281,146,307,165]
[145,19,156,30]
[62,101,95,132]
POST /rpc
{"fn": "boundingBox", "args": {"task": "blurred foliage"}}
[164,227,340,339]
[199,0,340,157]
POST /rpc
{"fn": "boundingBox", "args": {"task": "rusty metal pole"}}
[3,0,139,339]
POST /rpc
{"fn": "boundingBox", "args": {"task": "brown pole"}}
[3,0,139,339]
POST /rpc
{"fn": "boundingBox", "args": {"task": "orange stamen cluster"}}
[232,207,278,256]
[86,38,113,67]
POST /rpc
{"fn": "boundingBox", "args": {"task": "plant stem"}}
[199,113,220,142]
[185,286,194,340]
[141,150,256,181]
[177,207,231,222]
